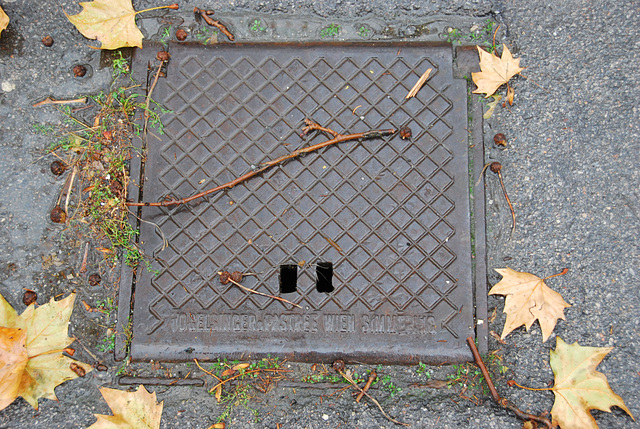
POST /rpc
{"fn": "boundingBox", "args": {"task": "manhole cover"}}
[120,42,485,363]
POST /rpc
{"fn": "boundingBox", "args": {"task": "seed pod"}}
[176,28,188,41]
[88,273,101,286]
[231,271,243,283]
[493,133,507,147]
[50,160,67,176]
[96,363,108,371]
[399,126,412,140]
[73,65,87,77]
[70,362,86,377]
[42,36,54,47]
[219,271,231,285]
[23,290,37,306]
[50,206,67,223]
[332,359,345,372]
[490,161,502,173]
[156,51,171,62]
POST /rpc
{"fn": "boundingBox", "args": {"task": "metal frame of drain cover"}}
[117,42,487,364]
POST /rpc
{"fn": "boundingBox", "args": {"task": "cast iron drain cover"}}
[122,42,485,364]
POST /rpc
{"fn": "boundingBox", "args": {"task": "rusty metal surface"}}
[125,42,481,363]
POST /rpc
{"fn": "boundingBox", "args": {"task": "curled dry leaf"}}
[0,293,92,410]
[88,385,163,429]
[550,337,634,429]
[472,44,524,97]
[489,268,570,342]
[0,6,8,39]
[483,94,502,119]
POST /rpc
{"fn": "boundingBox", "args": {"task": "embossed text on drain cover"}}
[126,43,481,363]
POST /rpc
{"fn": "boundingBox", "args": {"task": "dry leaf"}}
[88,385,163,428]
[221,368,236,377]
[0,293,92,410]
[489,268,570,342]
[550,337,634,429]
[214,384,222,402]
[0,7,8,39]
[472,44,524,97]
[232,362,250,371]
[65,0,144,49]
[483,95,502,119]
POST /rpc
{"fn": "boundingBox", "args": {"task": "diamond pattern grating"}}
[125,43,479,364]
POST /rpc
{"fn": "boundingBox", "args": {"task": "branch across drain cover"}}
[122,42,484,363]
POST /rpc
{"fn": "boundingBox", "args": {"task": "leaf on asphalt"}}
[483,94,502,119]
[472,44,524,97]
[550,337,634,429]
[0,293,92,410]
[0,6,8,39]
[88,385,163,429]
[65,0,148,50]
[489,268,570,342]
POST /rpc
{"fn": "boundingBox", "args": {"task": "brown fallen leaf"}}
[0,293,92,410]
[0,7,8,39]
[221,368,236,378]
[65,0,178,50]
[232,362,250,371]
[472,44,524,97]
[88,385,163,428]
[489,268,570,342]
[550,337,634,429]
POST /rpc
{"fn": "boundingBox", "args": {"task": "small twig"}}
[32,97,88,107]
[466,337,552,429]
[492,24,500,53]
[144,60,164,136]
[78,242,89,275]
[72,335,100,362]
[476,162,516,235]
[128,121,395,207]
[491,163,516,235]
[194,358,223,383]
[64,166,78,214]
[195,7,234,41]
[220,272,302,309]
[405,68,432,99]
[323,236,343,255]
[334,363,409,426]
[209,367,291,393]
[355,371,377,402]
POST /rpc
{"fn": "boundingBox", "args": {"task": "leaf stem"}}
[508,380,553,391]
[544,268,569,281]
[134,4,178,16]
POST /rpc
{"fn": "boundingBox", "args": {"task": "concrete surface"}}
[0,0,638,428]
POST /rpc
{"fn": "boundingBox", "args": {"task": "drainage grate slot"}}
[316,262,334,293]
[279,264,298,294]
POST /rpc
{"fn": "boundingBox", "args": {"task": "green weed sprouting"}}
[320,24,341,38]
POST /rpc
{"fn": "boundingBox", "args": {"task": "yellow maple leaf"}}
[0,7,8,39]
[88,385,163,428]
[489,268,570,342]
[472,44,524,97]
[550,337,634,429]
[0,293,92,410]
[65,0,178,50]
